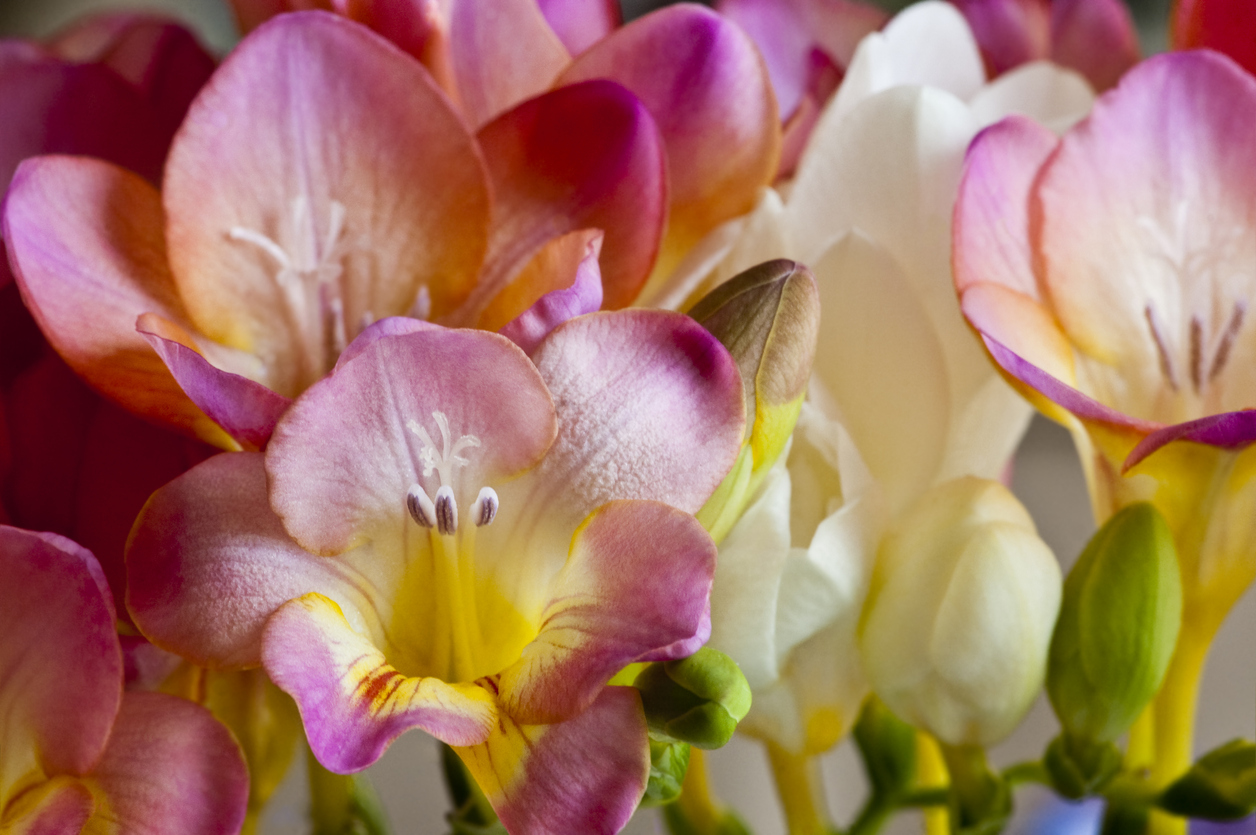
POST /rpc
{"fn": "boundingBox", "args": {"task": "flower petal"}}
[558,4,780,283]
[1173,0,1256,76]
[537,0,620,56]
[455,686,648,835]
[163,11,490,385]
[464,79,666,323]
[953,0,1050,77]
[138,313,292,452]
[967,61,1094,133]
[126,452,376,669]
[263,592,497,771]
[3,157,231,447]
[1050,0,1139,92]
[0,777,94,835]
[0,527,118,796]
[1125,410,1256,472]
[85,691,249,835]
[497,500,715,725]
[499,233,604,355]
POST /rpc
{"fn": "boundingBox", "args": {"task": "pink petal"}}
[265,328,556,556]
[464,79,665,323]
[0,778,94,835]
[332,315,439,371]
[455,686,648,835]
[0,527,119,783]
[558,4,780,280]
[263,592,497,771]
[1051,0,1139,92]
[1124,410,1256,472]
[163,12,490,391]
[227,0,334,34]
[448,0,570,128]
[777,48,842,180]
[3,157,231,447]
[139,313,292,452]
[499,234,604,355]
[952,0,1050,76]
[498,500,715,725]
[126,452,369,669]
[86,691,249,835]
[332,0,446,70]
[537,0,620,55]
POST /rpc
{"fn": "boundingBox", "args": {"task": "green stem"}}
[307,748,390,835]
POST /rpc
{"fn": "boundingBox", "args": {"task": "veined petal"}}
[164,12,490,390]
[498,501,715,725]
[0,777,94,835]
[1050,0,1139,92]
[464,79,666,324]
[263,593,497,771]
[332,315,440,371]
[266,328,555,555]
[3,157,231,447]
[499,234,604,355]
[0,528,118,800]
[84,691,249,835]
[558,4,780,283]
[127,452,379,669]
[537,0,620,55]
[138,313,291,452]
[449,0,570,128]
[455,686,649,835]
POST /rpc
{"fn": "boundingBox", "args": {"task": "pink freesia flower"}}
[1172,0,1256,77]
[950,0,1140,91]
[0,525,248,834]
[953,51,1256,786]
[128,315,745,833]
[5,11,669,453]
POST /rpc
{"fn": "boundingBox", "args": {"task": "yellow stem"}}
[916,734,949,835]
[674,749,723,832]
[766,742,830,835]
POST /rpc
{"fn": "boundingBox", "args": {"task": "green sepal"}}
[1043,734,1122,800]
[634,647,752,750]
[938,744,1011,835]
[308,748,392,835]
[1159,739,1256,821]
[641,740,692,808]
[852,697,918,798]
[441,744,504,835]
[662,802,754,835]
[1047,503,1182,744]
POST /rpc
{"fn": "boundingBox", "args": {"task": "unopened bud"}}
[859,477,1061,746]
[634,647,752,750]
[639,739,690,808]
[1159,739,1256,821]
[1047,503,1182,744]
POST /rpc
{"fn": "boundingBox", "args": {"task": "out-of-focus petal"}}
[499,234,604,355]
[164,12,490,387]
[559,4,780,283]
[449,0,570,128]
[0,528,119,796]
[953,0,1050,77]
[127,452,376,669]
[967,61,1093,132]
[265,328,555,555]
[227,0,333,34]
[498,501,715,724]
[466,79,665,324]
[0,778,94,835]
[1051,0,1139,92]
[139,313,291,452]
[3,157,232,447]
[85,691,249,835]
[1173,0,1256,76]
[455,686,649,835]
[263,592,497,771]
[332,0,446,73]
[537,0,620,55]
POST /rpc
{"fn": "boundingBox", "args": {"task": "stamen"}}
[472,487,499,527]
[1209,302,1247,382]
[1144,305,1178,391]
[227,226,291,269]
[1190,316,1204,393]
[326,293,347,357]
[409,285,432,321]
[406,484,436,528]
[435,485,458,535]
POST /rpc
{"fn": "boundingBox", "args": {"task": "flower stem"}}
[767,743,831,835]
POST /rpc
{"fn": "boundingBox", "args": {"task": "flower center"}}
[404,411,499,536]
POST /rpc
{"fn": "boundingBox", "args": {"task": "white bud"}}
[859,476,1061,747]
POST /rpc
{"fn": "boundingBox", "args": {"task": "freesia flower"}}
[0,524,248,834]
[128,313,746,834]
[953,49,1256,791]
[5,11,669,452]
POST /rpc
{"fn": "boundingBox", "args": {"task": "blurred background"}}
[0,0,1249,833]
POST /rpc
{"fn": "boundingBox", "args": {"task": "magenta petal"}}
[0,779,95,834]
[0,527,119,779]
[332,316,440,371]
[139,314,291,452]
[456,686,649,835]
[499,500,715,725]
[953,0,1051,76]
[537,0,620,55]
[87,691,249,835]
[499,234,604,355]
[1125,411,1256,472]
[1050,0,1139,92]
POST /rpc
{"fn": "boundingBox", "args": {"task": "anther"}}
[472,487,499,527]
[435,485,458,535]
[406,484,436,528]
[1144,305,1178,391]
[1209,302,1247,382]
[1190,316,1204,393]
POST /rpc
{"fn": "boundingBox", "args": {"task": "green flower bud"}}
[640,740,691,808]
[634,647,753,750]
[691,260,820,543]
[1159,739,1256,821]
[852,697,918,798]
[1043,734,1123,799]
[1047,503,1182,744]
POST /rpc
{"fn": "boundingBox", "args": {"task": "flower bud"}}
[634,647,753,750]
[1159,739,1256,821]
[1047,502,1182,745]
[859,477,1061,747]
[640,739,690,808]
[691,259,820,543]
